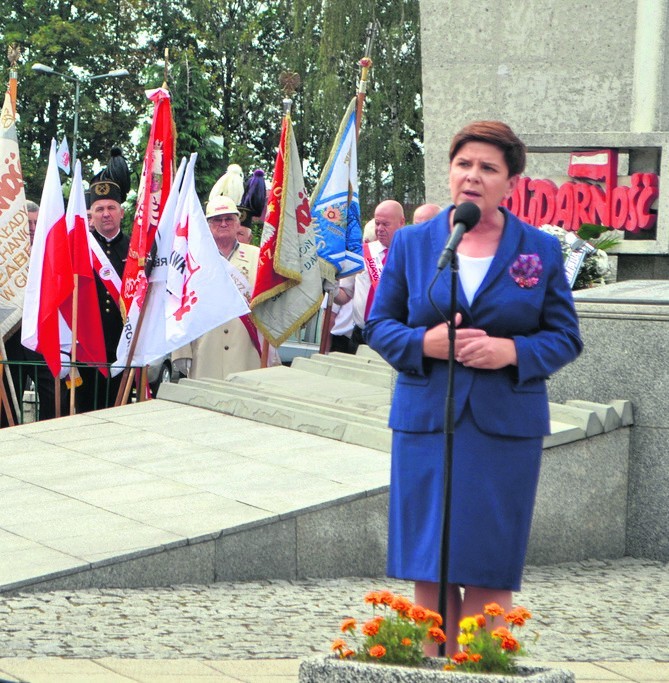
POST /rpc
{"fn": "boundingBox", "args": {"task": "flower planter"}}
[299,656,575,683]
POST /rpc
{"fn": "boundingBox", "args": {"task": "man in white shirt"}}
[335,199,405,350]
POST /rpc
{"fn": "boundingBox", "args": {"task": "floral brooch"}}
[509,253,542,288]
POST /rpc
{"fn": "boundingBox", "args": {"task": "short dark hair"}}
[449,121,526,177]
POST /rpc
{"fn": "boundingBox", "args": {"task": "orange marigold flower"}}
[425,609,443,627]
[364,591,382,605]
[369,644,387,658]
[475,614,487,627]
[340,618,357,633]
[361,619,380,637]
[469,653,483,662]
[428,626,447,644]
[452,651,470,664]
[341,649,355,658]
[373,615,385,623]
[491,626,513,641]
[443,664,456,671]
[401,637,413,646]
[484,602,505,617]
[391,595,413,614]
[409,604,429,622]
[501,636,520,652]
[378,590,395,605]
[504,606,532,626]
[505,608,528,627]
[331,638,347,651]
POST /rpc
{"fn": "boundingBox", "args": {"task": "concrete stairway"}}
[158,347,633,452]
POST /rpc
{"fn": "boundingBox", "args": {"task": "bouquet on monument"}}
[538,223,619,290]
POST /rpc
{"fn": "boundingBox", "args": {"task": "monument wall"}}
[420,0,669,276]
[549,282,669,562]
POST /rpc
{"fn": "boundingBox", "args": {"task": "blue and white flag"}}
[310,97,364,278]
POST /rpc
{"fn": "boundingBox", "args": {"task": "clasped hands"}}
[422,313,517,370]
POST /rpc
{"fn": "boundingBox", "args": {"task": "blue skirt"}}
[387,405,542,591]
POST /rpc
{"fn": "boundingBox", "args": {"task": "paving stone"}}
[0,560,666,663]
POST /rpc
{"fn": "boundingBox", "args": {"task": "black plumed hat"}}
[89,146,131,204]
[238,169,267,228]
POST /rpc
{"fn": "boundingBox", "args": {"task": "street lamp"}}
[31,63,130,171]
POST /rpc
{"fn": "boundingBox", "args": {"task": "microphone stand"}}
[428,252,459,658]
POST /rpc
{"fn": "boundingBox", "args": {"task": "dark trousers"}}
[2,330,67,423]
[330,334,356,355]
[349,325,367,354]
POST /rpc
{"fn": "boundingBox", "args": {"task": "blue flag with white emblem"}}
[310,98,364,278]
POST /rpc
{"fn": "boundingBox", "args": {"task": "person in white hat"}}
[173,195,262,380]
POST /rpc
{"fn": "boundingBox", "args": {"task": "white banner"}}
[0,92,31,339]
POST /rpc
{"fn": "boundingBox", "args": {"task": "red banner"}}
[120,88,175,319]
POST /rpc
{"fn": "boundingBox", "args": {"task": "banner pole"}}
[69,274,79,415]
[319,24,378,354]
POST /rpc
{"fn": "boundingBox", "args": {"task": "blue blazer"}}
[365,206,583,438]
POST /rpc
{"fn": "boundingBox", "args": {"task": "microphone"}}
[436,201,481,270]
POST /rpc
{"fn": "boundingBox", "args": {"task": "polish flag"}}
[60,160,107,375]
[567,149,617,183]
[21,140,74,377]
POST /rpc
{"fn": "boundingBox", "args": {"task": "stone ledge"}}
[162,365,633,454]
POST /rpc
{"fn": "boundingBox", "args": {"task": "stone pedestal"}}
[299,657,574,682]
[549,280,669,560]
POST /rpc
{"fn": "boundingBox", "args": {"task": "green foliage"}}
[1,0,424,216]
[577,222,609,241]
[0,0,147,195]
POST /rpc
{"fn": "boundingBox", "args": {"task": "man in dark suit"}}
[76,179,130,412]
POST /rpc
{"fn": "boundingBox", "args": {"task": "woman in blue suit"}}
[365,121,582,653]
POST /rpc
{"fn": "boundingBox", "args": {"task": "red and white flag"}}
[250,113,322,347]
[119,87,175,322]
[21,140,74,377]
[114,157,188,370]
[164,155,250,347]
[567,149,617,183]
[60,160,106,374]
[56,136,71,175]
[115,154,249,369]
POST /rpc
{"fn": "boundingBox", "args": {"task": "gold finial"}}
[7,44,21,68]
[279,72,301,98]
[163,48,169,89]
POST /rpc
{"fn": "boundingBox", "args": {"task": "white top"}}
[458,253,494,305]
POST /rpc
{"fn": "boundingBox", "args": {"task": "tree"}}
[278,0,425,217]
[0,0,424,216]
[0,0,152,196]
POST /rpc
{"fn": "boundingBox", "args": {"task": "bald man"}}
[413,203,442,224]
[336,199,405,349]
